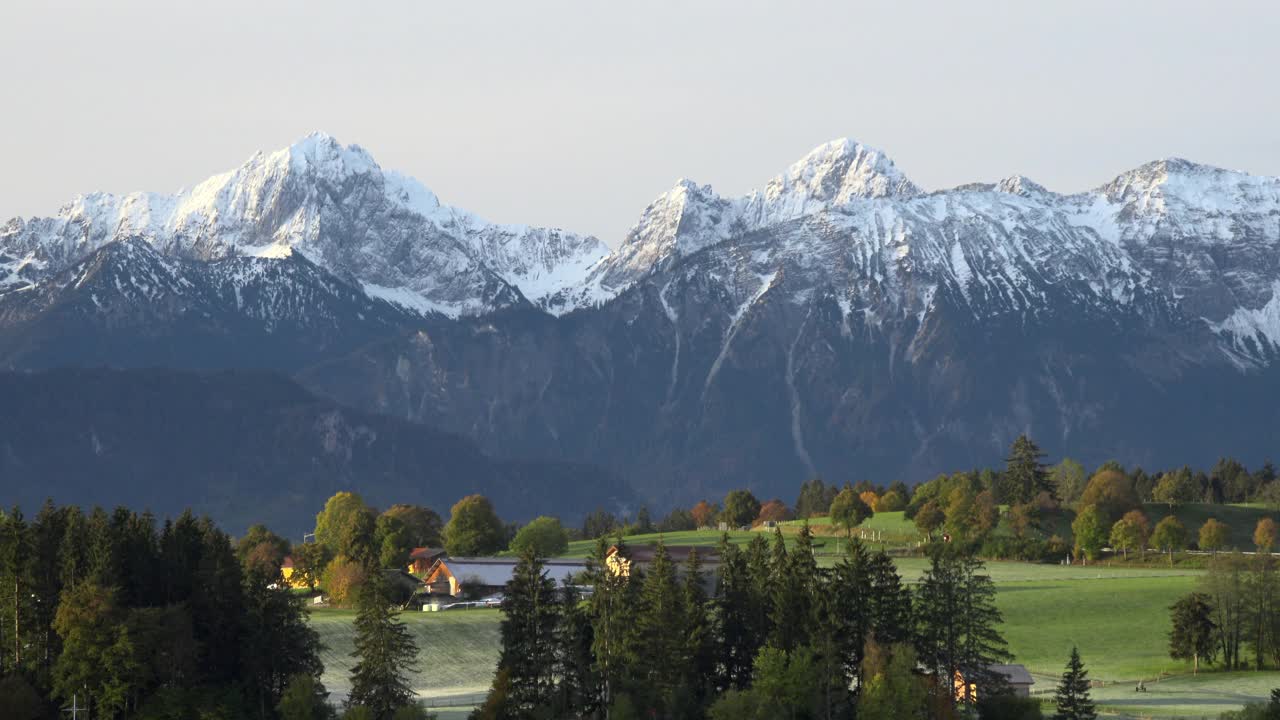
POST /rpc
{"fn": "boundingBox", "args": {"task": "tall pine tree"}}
[914,545,1011,708]
[1004,435,1052,504]
[588,537,640,712]
[347,574,419,719]
[495,547,562,718]
[712,537,755,691]
[1053,646,1096,720]
[634,542,691,714]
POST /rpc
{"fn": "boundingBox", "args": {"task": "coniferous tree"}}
[770,525,817,651]
[588,537,640,712]
[0,506,32,675]
[241,561,325,720]
[495,547,561,718]
[867,550,912,646]
[1053,647,1096,720]
[712,538,755,690]
[744,534,774,646]
[827,539,872,686]
[347,575,418,719]
[681,547,714,709]
[28,500,68,684]
[552,583,597,718]
[1004,435,1053,505]
[914,544,1011,709]
[1168,592,1217,674]
[635,543,689,714]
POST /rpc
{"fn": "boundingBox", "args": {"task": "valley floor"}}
[309,557,1278,718]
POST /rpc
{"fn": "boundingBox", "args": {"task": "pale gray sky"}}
[2,1,1278,244]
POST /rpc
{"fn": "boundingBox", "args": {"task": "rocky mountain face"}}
[3,135,1280,511]
[0,368,630,535]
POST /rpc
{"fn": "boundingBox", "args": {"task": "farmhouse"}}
[423,557,589,597]
[406,546,447,575]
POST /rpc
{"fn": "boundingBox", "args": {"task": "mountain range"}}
[3,133,1280,522]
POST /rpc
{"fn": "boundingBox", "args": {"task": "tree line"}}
[0,502,435,720]
[477,528,1043,720]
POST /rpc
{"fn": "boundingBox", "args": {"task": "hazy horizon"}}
[3,1,1278,245]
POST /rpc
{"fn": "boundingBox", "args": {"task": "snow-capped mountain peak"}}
[760,137,921,209]
[0,133,608,316]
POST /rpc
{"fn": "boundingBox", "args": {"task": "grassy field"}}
[1088,671,1280,718]
[309,558,1280,718]
[1147,503,1278,550]
[309,607,501,704]
[313,504,1280,718]
[558,511,923,560]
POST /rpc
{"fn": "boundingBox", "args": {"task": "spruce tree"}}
[744,533,774,646]
[827,538,872,685]
[1005,435,1052,504]
[496,547,561,717]
[914,544,1011,708]
[1053,646,1096,720]
[712,537,755,690]
[588,536,640,711]
[552,583,597,718]
[681,547,713,705]
[770,526,818,651]
[241,561,325,719]
[347,574,418,719]
[867,550,912,646]
[635,542,689,713]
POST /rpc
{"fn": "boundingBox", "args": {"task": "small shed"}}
[989,664,1035,698]
[953,663,1036,701]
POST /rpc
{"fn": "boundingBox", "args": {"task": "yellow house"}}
[280,556,312,589]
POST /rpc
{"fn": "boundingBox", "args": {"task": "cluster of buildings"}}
[280,544,719,608]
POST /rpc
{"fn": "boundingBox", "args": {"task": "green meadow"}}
[310,555,1280,718]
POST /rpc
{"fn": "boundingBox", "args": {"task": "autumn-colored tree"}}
[1079,469,1141,524]
[830,489,873,539]
[1153,469,1198,508]
[1008,503,1040,539]
[1152,516,1188,567]
[974,490,998,537]
[1198,518,1229,555]
[914,501,945,539]
[321,555,370,607]
[691,501,719,529]
[1255,517,1279,552]
[755,500,794,526]
[859,491,880,511]
[874,491,906,513]
[235,524,291,576]
[1109,510,1150,560]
